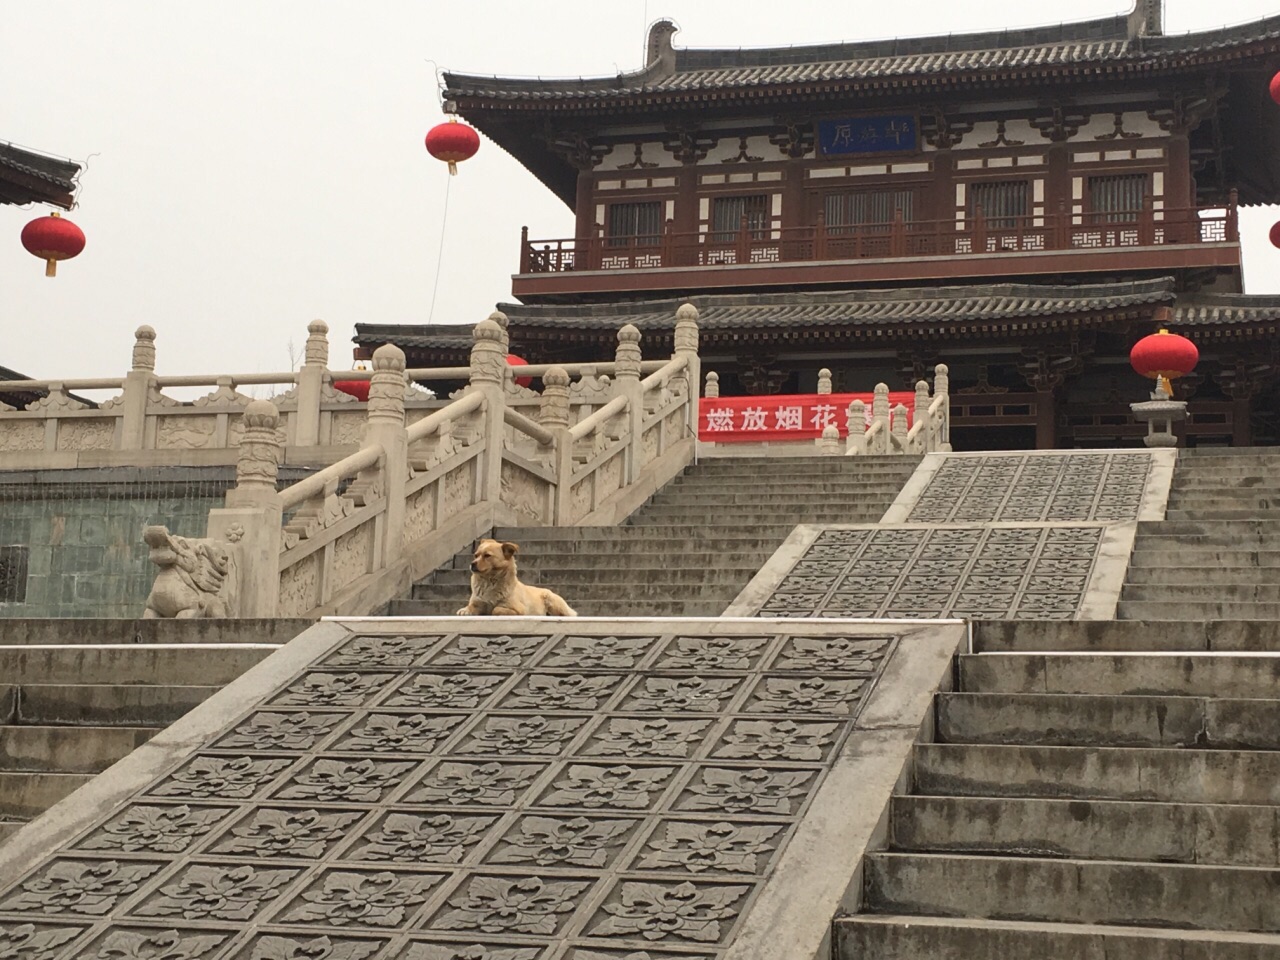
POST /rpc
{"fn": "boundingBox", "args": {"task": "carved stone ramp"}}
[725,449,1176,621]
[0,619,311,852]
[0,616,963,960]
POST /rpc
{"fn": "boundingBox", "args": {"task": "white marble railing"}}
[844,367,951,456]
[0,321,657,458]
[142,306,702,618]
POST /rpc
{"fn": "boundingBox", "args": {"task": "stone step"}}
[1121,583,1280,603]
[973,620,1280,653]
[863,852,1280,933]
[628,509,883,524]
[1171,479,1280,491]
[0,771,93,820]
[1165,496,1280,511]
[890,794,1280,866]
[836,915,1280,959]
[959,654,1280,699]
[14,684,219,726]
[418,580,753,603]
[387,598,729,618]
[0,646,275,686]
[1118,600,1280,621]
[1128,549,1280,568]
[479,537,792,555]
[1124,566,1280,584]
[655,484,908,500]
[0,618,313,646]
[0,821,23,846]
[937,692,1280,749]
[0,725,156,772]
[913,743,1280,806]
[434,551,774,572]
[1166,509,1280,521]
[492,525,799,540]
[415,567,761,591]
[1136,519,1280,539]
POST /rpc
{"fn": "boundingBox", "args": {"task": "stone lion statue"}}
[142,525,238,618]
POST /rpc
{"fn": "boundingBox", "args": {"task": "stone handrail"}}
[145,304,702,618]
[0,317,646,460]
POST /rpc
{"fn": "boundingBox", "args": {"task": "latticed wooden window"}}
[1089,174,1148,223]
[0,546,28,603]
[711,194,770,242]
[968,180,1028,229]
[824,189,915,234]
[605,202,663,246]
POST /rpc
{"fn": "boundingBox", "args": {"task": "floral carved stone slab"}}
[0,621,916,959]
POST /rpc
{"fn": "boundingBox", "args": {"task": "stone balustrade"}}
[845,366,951,456]
[143,306,701,618]
[0,319,664,463]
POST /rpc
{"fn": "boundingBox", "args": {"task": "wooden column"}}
[1034,389,1057,449]
[1046,141,1069,248]
[573,169,595,245]
[781,157,805,232]
[674,161,699,236]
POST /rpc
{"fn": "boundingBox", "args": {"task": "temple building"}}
[356,1,1280,449]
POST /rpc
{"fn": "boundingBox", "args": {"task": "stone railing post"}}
[933,363,951,450]
[119,325,157,449]
[817,368,833,395]
[209,399,284,617]
[541,366,574,523]
[363,343,408,566]
[913,379,931,451]
[892,402,909,451]
[871,384,891,453]
[470,314,508,506]
[673,303,700,399]
[615,324,644,484]
[816,424,841,455]
[704,371,720,398]
[846,400,868,455]
[293,319,329,447]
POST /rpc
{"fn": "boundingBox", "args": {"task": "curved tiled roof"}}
[355,279,1178,352]
[1173,295,1280,326]
[443,14,1280,104]
[0,142,79,208]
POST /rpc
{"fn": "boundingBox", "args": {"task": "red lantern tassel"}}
[448,160,458,176]
[45,258,56,278]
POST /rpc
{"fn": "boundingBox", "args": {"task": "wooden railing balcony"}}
[514,195,1241,298]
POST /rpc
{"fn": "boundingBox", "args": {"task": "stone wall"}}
[0,467,308,619]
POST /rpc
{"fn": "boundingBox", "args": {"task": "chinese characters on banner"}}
[699,392,916,443]
[818,115,918,156]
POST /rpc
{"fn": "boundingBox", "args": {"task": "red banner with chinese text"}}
[699,393,916,442]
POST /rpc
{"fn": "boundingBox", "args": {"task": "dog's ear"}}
[500,541,519,559]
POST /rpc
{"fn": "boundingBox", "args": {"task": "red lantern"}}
[1270,70,1280,105]
[506,354,533,388]
[1130,328,1198,397]
[425,117,480,175]
[1269,221,1280,249]
[21,211,85,277]
[333,379,370,401]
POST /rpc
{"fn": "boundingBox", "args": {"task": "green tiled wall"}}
[0,491,226,619]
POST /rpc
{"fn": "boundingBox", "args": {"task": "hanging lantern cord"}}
[427,173,452,324]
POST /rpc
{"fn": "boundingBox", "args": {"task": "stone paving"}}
[0,619,963,960]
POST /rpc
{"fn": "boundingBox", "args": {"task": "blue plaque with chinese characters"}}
[818,115,917,156]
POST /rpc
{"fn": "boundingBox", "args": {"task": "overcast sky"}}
[4,0,1280,383]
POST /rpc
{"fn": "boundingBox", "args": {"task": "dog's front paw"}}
[456,606,472,617]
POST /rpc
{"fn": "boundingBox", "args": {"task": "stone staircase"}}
[0,619,304,847]
[1119,448,1280,621]
[838,619,1280,957]
[391,455,920,618]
